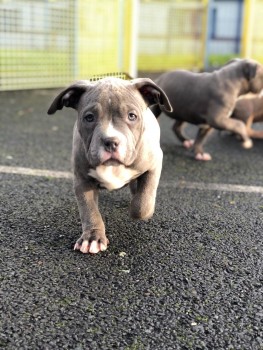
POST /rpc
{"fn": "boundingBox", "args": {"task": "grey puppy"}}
[48,77,172,254]
[153,58,263,160]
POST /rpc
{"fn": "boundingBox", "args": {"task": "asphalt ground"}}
[0,88,263,350]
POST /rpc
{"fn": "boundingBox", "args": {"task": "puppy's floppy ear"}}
[243,60,258,81]
[132,78,172,113]
[47,81,90,115]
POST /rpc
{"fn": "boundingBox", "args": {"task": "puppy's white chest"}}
[88,165,141,191]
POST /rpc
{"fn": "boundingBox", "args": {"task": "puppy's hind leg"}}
[246,114,263,139]
[172,120,194,149]
[213,116,253,149]
[194,125,214,161]
[247,128,263,139]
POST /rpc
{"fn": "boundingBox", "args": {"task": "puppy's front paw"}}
[195,152,212,161]
[242,139,253,149]
[74,231,109,254]
[183,139,194,149]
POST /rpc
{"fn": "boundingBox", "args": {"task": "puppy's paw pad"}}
[183,139,194,149]
[74,242,81,251]
[74,240,90,253]
[80,240,90,254]
[74,236,109,254]
[195,152,212,161]
[242,139,253,149]
[89,241,106,254]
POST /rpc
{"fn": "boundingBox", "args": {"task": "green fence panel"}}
[138,0,208,72]
[0,0,76,90]
[0,0,134,91]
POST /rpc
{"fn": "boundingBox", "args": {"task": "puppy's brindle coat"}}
[153,59,263,160]
[48,78,172,254]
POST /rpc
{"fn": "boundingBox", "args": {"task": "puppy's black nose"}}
[103,137,120,152]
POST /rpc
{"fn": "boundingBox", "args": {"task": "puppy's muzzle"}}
[103,137,120,153]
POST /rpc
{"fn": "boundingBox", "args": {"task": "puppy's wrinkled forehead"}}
[82,78,145,112]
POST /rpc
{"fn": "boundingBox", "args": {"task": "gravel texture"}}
[0,88,263,350]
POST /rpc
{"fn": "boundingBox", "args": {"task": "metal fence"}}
[0,0,76,90]
[138,0,207,71]
[77,0,137,78]
[1,0,263,91]
[0,0,135,91]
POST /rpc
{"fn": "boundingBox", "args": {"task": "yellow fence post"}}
[77,0,134,78]
[241,0,255,58]
[122,0,138,77]
[202,0,209,69]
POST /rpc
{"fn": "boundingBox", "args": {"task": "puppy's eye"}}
[128,112,137,121]
[84,113,95,123]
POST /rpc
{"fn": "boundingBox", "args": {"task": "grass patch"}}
[207,54,236,67]
[138,54,203,71]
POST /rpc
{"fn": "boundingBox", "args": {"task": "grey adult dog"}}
[48,77,172,254]
[153,58,263,160]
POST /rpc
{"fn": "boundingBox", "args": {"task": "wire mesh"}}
[138,0,207,71]
[77,0,121,79]
[89,72,133,82]
[0,0,76,90]
[0,0,132,91]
